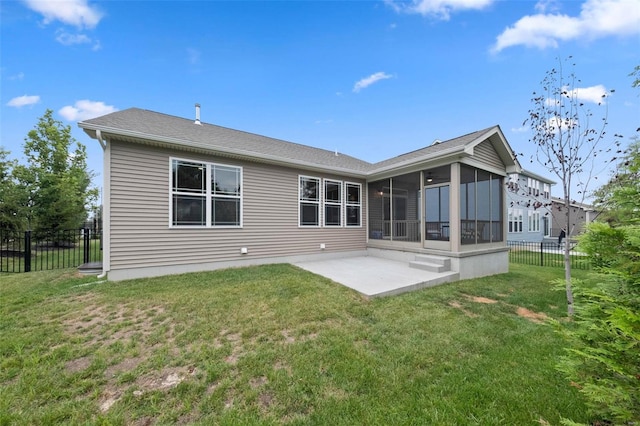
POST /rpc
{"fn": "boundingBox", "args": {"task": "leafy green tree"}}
[592,139,640,225]
[0,148,28,232]
[13,110,97,236]
[524,57,622,315]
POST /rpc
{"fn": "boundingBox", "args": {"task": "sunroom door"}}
[423,167,451,250]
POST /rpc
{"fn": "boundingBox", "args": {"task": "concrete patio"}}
[295,253,459,298]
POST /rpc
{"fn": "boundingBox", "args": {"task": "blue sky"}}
[2,0,639,200]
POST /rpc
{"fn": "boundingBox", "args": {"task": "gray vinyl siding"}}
[108,140,366,271]
[475,140,505,171]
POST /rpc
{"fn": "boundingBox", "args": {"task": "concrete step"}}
[414,254,451,268]
[409,255,451,273]
[409,260,447,273]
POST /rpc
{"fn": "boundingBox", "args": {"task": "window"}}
[528,210,540,232]
[528,177,541,197]
[508,208,523,233]
[507,174,519,192]
[299,177,362,227]
[300,176,320,226]
[171,159,242,227]
[324,180,342,226]
[543,183,550,199]
[345,183,362,227]
[212,164,241,226]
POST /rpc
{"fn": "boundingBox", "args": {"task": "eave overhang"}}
[80,123,370,179]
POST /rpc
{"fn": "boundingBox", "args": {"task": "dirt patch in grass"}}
[56,294,195,413]
[516,307,549,324]
[452,294,550,324]
[448,301,479,318]
[463,294,499,304]
[65,356,91,373]
[249,376,268,388]
[104,357,143,378]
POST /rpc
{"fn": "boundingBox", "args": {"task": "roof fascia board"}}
[367,154,464,181]
[520,169,556,185]
[367,146,468,176]
[79,122,368,178]
[459,157,509,176]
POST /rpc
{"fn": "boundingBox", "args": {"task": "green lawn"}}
[0,263,596,425]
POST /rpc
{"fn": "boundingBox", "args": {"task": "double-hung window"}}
[528,210,540,232]
[508,208,523,233]
[299,176,320,226]
[171,159,242,227]
[299,176,362,227]
[345,183,361,227]
[324,180,342,226]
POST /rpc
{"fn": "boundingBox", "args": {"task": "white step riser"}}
[413,255,451,269]
[409,261,447,273]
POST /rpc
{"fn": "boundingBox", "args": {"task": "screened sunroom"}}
[367,163,504,253]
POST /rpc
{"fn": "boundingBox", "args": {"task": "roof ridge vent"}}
[194,103,202,125]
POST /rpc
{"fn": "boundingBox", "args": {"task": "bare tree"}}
[524,57,622,315]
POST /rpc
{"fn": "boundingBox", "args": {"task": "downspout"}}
[96,130,108,279]
[96,129,106,150]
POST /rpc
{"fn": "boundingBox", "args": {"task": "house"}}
[506,169,555,242]
[550,197,598,240]
[79,107,521,282]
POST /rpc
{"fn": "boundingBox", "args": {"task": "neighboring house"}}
[550,197,598,239]
[506,170,555,242]
[79,107,521,282]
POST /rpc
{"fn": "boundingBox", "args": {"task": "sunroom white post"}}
[389,178,393,241]
[420,170,425,245]
[450,163,461,252]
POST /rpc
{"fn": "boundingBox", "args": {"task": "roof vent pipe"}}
[194,103,202,125]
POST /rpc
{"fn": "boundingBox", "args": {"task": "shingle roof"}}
[79,107,506,176]
[369,127,496,173]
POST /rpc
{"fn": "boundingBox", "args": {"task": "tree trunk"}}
[564,200,574,316]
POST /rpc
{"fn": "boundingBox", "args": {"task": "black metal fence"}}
[0,228,102,273]
[507,240,591,270]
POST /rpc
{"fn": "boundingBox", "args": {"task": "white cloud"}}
[7,95,40,107]
[8,72,25,81]
[492,0,640,53]
[567,84,609,104]
[534,0,561,13]
[59,100,117,121]
[55,31,91,45]
[23,0,103,29]
[385,0,494,20]
[545,84,609,106]
[353,72,393,93]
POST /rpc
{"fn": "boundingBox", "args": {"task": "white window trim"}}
[508,208,523,233]
[169,157,243,228]
[298,176,363,228]
[299,175,321,227]
[324,179,343,227]
[528,210,540,233]
[345,181,362,228]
